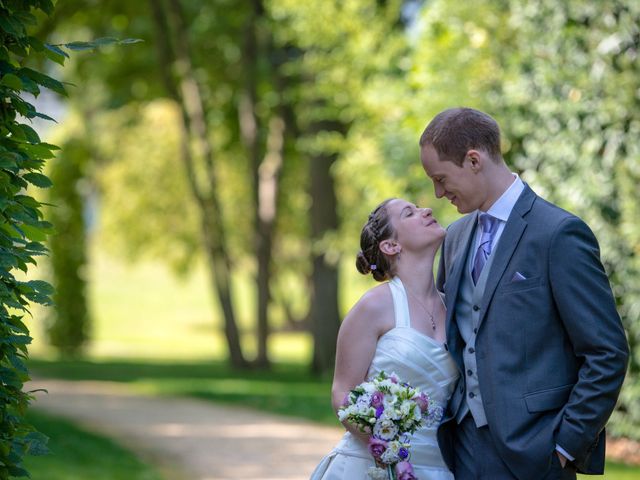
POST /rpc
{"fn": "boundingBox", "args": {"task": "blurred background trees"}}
[28,0,639,439]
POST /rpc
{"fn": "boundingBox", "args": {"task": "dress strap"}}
[388,277,411,328]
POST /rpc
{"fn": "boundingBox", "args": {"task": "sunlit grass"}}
[579,462,640,480]
[24,410,166,480]
[26,246,317,363]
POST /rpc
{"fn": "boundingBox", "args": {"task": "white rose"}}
[381,441,401,464]
[373,418,399,441]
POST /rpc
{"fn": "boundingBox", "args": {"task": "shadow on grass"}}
[28,358,338,426]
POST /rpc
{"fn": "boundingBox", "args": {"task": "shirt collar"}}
[485,174,524,223]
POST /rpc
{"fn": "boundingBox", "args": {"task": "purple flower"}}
[398,447,409,459]
[375,405,384,418]
[368,437,388,460]
[395,461,418,480]
[371,391,384,408]
[413,393,430,413]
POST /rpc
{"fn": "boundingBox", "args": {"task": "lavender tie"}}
[472,213,499,285]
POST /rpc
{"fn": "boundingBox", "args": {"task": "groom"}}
[420,107,629,479]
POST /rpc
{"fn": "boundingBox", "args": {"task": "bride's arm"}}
[330,286,393,445]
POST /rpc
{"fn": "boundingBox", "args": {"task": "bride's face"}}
[386,199,446,252]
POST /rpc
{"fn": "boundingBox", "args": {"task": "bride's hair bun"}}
[356,251,371,275]
[356,199,396,283]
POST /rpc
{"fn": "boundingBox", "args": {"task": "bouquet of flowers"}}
[338,371,442,480]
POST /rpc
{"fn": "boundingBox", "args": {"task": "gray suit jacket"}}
[436,184,629,479]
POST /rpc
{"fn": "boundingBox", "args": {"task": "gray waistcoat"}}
[453,235,499,427]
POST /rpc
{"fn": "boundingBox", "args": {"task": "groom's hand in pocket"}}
[556,451,568,468]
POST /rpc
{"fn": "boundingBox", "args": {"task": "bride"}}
[311,198,458,480]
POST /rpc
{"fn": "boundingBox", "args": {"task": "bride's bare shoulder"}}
[342,283,394,334]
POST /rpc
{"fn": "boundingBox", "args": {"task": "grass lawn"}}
[598,462,640,480]
[24,410,166,480]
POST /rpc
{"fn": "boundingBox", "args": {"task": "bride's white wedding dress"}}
[310,277,459,480]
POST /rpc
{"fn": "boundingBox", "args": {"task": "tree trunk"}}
[238,0,292,368]
[308,120,345,375]
[149,0,248,368]
[239,0,269,367]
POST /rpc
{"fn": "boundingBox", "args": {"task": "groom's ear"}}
[465,149,482,173]
[379,239,400,256]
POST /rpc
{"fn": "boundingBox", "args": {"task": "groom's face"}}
[421,144,483,214]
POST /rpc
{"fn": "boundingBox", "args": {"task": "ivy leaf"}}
[20,223,53,242]
[36,0,55,15]
[8,123,26,141]
[18,124,41,144]
[33,111,57,122]
[60,41,101,52]
[56,37,143,52]
[0,73,23,90]
[12,11,37,28]
[21,143,57,160]
[0,14,26,37]
[22,172,52,188]
[43,44,68,65]
[19,68,67,96]
[25,279,54,296]
[27,36,45,53]
[0,152,20,169]
[23,431,50,456]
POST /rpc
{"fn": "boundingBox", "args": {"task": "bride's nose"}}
[421,208,432,217]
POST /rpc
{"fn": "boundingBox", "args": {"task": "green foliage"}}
[45,137,90,356]
[496,0,640,440]
[0,0,60,477]
[0,0,143,468]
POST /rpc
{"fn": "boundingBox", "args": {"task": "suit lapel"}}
[478,185,536,326]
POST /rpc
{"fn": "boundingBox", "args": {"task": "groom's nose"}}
[434,183,445,198]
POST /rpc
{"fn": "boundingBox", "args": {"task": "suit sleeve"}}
[549,216,629,462]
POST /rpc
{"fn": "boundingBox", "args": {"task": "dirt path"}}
[28,379,343,480]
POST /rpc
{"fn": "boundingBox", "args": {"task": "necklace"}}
[404,286,439,331]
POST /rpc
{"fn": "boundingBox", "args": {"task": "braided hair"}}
[356,198,396,282]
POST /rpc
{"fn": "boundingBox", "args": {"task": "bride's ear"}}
[379,239,401,256]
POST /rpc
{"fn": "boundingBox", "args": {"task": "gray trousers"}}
[453,414,577,480]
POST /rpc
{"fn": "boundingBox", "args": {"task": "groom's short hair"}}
[419,107,502,166]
